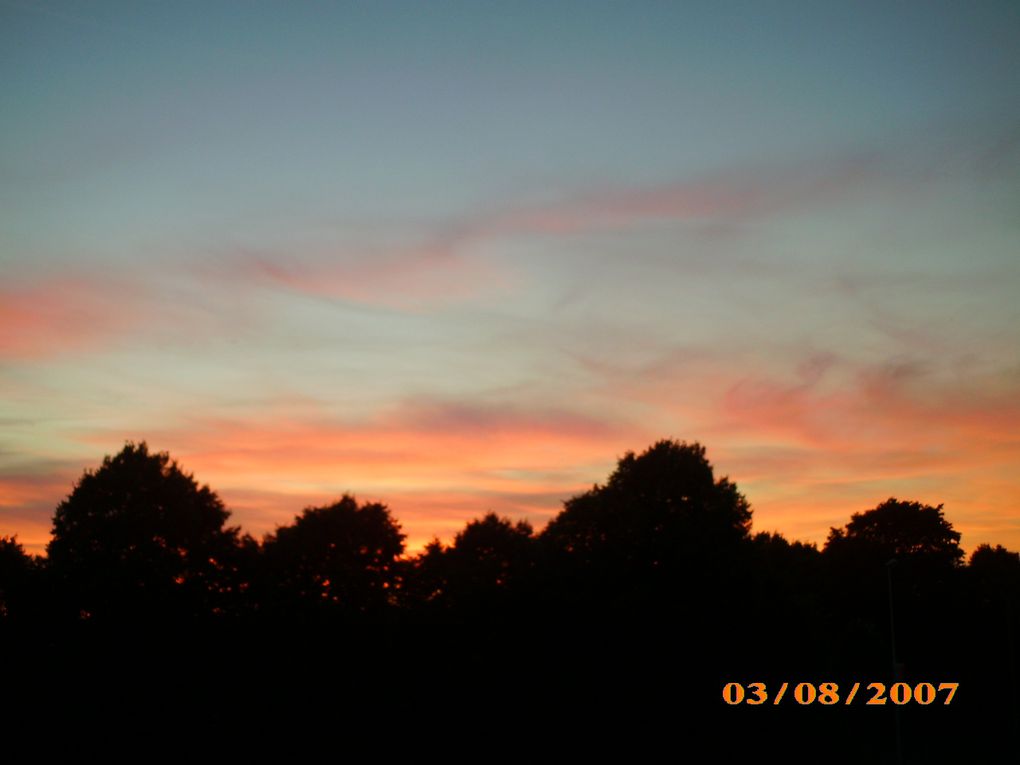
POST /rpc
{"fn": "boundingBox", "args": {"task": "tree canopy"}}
[0,536,35,621]
[542,439,752,570]
[411,513,536,612]
[823,497,964,568]
[261,494,405,617]
[47,442,239,619]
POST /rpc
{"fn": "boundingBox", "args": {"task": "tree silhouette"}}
[411,513,536,617]
[543,439,751,571]
[449,513,534,586]
[824,497,963,568]
[536,438,753,645]
[47,442,240,620]
[970,543,1020,575]
[261,494,405,619]
[0,536,36,622]
[969,544,1020,606]
[822,498,966,673]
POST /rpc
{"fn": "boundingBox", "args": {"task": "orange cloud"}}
[565,345,1020,552]
[708,358,1020,551]
[0,462,78,556]
[75,399,642,552]
[155,403,631,490]
[180,367,1020,555]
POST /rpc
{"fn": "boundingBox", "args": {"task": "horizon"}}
[3,437,1005,560]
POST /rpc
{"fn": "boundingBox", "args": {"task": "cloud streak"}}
[71,398,639,550]
[214,149,890,310]
[0,456,81,555]
[0,276,140,360]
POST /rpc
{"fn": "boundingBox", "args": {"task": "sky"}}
[2,1,1019,556]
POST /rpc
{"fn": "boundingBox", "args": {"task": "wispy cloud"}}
[0,267,266,362]
[212,149,889,309]
[0,276,134,360]
[126,397,633,479]
[219,245,510,311]
[474,153,883,236]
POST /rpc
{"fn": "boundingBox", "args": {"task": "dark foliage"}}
[46,441,240,620]
[824,497,964,569]
[543,438,751,565]
[540,439,752,628]
[409,512,536,619]
[260,494,404,619]
[969,543,1020,589]
[0,535,36,622]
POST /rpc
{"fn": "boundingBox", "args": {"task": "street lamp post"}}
[887,558,903,765]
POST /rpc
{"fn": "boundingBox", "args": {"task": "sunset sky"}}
[2,1,1018,556]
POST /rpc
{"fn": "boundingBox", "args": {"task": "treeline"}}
[1,439,1017,759]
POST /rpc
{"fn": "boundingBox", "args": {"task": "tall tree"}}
[411,513,535,616]
[261,495,405,619]
[537,439,753,645]
[47,442,240,620]
[822,498,966,668]
[824,497,963,568]
[542,439,752,571]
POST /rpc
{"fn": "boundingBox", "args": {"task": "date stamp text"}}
[722,681,958,706]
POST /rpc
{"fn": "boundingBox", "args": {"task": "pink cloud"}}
[710,357,1020,550]
[231,247,510,310]
[712,355,1020,458]
[0,266,272,361]
[218,152,886,307]
[456,152,884,241]
[0,277,136,360]
[567,344,1020,551]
